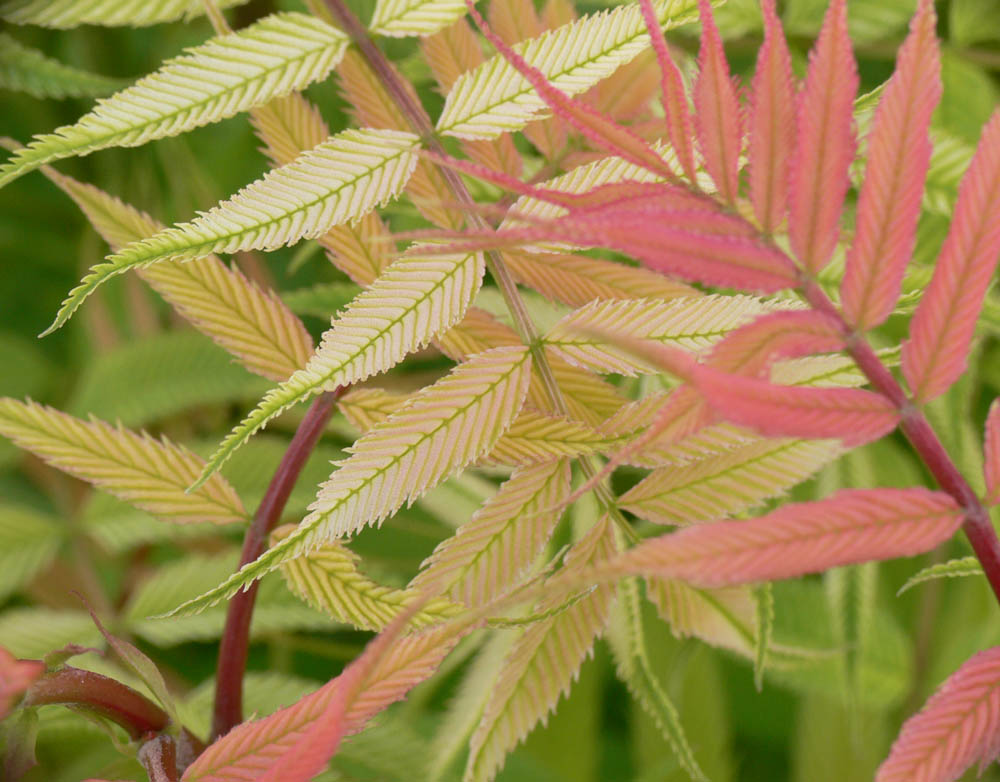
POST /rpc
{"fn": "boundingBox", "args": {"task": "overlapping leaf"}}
[618,488,963,587]
[196,249,484,484]
[646,577,756,656]
[0,399,245,525]
[438,0,699,139]
[465,516,617,781]
[621,438,842,526]
[0,13,347,188]
[985,399,1000,505]
[0,0,249,27]
[485,409,620,466]
[41,167,313,382]
[410,459,571,608]
[877,646,1000,782]
[274,527,461,631]
[171,347,532,615]
[45,128,420,335]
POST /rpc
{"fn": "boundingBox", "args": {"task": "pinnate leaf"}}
[646,577,756,656]
[694,0,741,203]
[788,0,858,272]
[44,128,420,335]
[841,0,941,330]
[618,488,963,587]
[897,557,982,596]
[0,33,123,98]
[748,0,796,233]
[0,399,245,525]
[0,13,347,188]
[196,249,484,485]
[902,111,1000,403]
[876,646,1000,782]
[171,347,532,615]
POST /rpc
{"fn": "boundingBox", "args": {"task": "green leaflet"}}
[0,0,250,27]
[43,128,420,335]
[0,12,347,190]
[0,506,62,601]
[897,556,983,595]
[0,33,124,98]
[194,249,484,487]
[370,0,468,37]
[607,578,707,782]
[167,346,532,617]
[437,0,700,138]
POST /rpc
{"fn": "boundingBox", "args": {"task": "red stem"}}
[211,391,340,740]
[24,666,168,739]
[802,279,1000,604]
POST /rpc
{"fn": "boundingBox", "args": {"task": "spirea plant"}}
[1,0,1000,779]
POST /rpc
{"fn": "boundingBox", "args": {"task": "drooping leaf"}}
[370,0,468,37]
[896,557,983,596]
[787,0,858,272]
[748,0,796,233]
[840,0,941,330]
[195,249,484,485]
[274,526,462,631]
[544,295,769,375]
[621,437,842,525]
[411,459,571,607]
[618,488,963,587]
[985,399,1000,505]
[0,13,347,188]
[902,112,1000,403]
[44,128,420,335]
[0,33,123,98]
[606,577,707,782]
[694,0,740,203]
[0,0,249,27]
[171,347,532,615]
[465,516,617,782]
[41,167,313,382]
[646,577,756,656]
[876,646,1000,782]
[0,399,246,525]
[437,0,699,139]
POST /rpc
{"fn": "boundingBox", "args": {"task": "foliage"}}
[1,0,1000,781]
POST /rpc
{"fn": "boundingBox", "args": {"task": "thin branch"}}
[801,279,1000,605]
[211,391,340,740]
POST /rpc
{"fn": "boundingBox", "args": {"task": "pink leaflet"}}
[787,0,858,273]
[694,0,741,204]
[0,647,44,719]
[464,1,677,182]
[841,0,941,330]
[620,487,962,587]
[689,360,898,447]
[877,646,1000,782]
[639,0,698,183]
[182,622,466,782]
[902,111,1000,403]
[985,399,1000,506]
[706,309,846,376]
[748,0,796,234]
